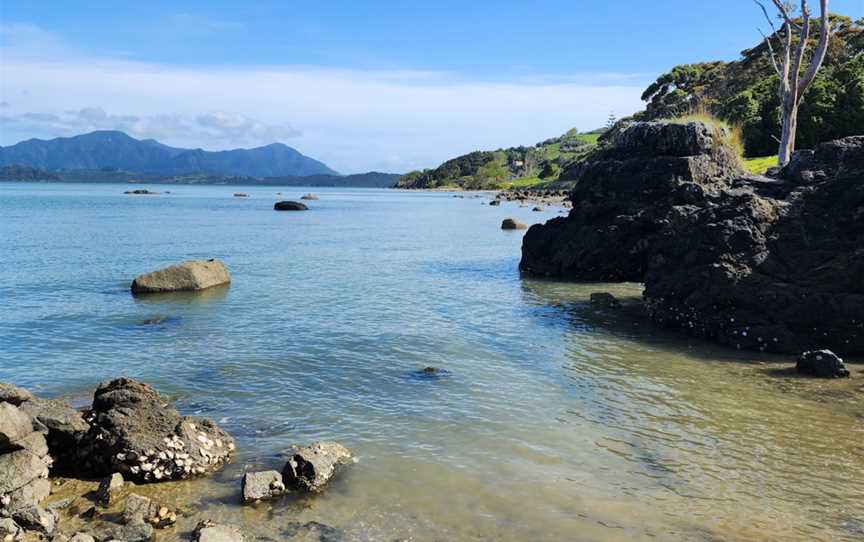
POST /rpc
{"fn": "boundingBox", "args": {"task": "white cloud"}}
[0,24,647,173]
[0,107,301,148]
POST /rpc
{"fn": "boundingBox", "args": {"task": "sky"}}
[1,1,862,173]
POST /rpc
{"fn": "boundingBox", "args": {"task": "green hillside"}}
[396,128,599,190]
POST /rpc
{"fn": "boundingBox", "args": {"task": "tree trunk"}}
[778,96,799,166]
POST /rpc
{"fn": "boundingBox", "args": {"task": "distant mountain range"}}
[0,130,337,177]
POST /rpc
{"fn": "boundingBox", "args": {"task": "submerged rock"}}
[241,470,285,503]
[521,123,864,355]
[122,494,176,528]
[233,193,249,198]
[194,521,246,542]
[282,442,352,492]
[590,292,621,309]
[82,378,235,483]
[274,201,309,211]
[488,199,501,206]
[131,259,230,294]
[284,521,343,542]
[90,519,154,542]
[123,189,158,195]
[501,218,527,230]
[796,350,850,378]
[411,367,451,380]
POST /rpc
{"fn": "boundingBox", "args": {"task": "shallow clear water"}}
[1,182,862,542]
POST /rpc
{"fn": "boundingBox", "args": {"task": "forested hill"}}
[0,130,338,177]
[395,128,601,190]
[635,14,863,157]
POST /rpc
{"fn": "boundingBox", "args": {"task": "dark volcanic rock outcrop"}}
[521,122,742,281]
[521,122,864,355]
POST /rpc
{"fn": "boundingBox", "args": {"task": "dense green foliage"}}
[396,129,596,189]
[637,15,863,157]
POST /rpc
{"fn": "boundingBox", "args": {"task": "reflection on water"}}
[1,182,862,541]
[132,284,231,305]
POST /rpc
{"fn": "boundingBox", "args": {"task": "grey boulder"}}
[282,442,352,492]
[241,470,285,503]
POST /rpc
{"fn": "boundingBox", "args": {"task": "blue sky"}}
[2,0,862,172]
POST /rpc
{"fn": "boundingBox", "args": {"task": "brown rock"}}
[130,259,230,294]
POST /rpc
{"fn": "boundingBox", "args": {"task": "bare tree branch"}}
[758,27,783,76]
[789,0,812,98]
[797,0,831,96]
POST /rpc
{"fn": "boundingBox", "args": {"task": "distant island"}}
[0,131,401,187]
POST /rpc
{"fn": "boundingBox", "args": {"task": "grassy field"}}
[575,133,601,145]
[743,155,778,174]
[503,176,547,189]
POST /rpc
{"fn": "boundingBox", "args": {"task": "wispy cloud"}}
[0,23,647,173]
[0,107,301,148]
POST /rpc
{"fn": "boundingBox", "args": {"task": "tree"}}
[755,0,831,166]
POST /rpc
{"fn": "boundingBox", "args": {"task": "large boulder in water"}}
[131,259,230,294]
[521,123,864,355]
[81,378,235,483]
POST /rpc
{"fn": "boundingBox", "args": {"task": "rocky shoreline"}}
[521,121,863,360]
[1,379,352,542]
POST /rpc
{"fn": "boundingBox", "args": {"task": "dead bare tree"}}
[755,0,831,166]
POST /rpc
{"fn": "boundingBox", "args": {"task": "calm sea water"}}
[0,182,862,542]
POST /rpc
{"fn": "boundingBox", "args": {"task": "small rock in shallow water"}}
[282,442,352,492]
[501,218,527,230]
[274,201,309,211]
[194,521,246,542]
[233,193,249,198]
[590,292,621,309]
[91,519,153,542]
[96,473,124,506]
[796,349,850,378]
[241,470,285,503]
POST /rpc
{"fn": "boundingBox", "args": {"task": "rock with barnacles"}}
[241,470,285,503]
[282,442,352,493]
[81,378,235,483]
